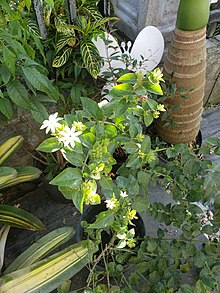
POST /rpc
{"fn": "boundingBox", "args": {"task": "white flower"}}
[105,196,119,210]
[40,112,62,134]
[120,190,128,198]
[58,125,82,149]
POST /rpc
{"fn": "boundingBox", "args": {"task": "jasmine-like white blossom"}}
[105,195,119,210]
[40,112,62,134]
[58,125,82,149]
[120,190,128,198]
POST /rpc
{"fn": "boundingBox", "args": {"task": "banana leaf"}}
[4,226,75,274]
[0,205,45,231]
[0,241,89,293]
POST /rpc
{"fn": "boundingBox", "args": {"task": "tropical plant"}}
[155,0,212,144]
[0,227,91,293]
[0,135,44,271]
[0,0,61,123]
[49,0,117,79]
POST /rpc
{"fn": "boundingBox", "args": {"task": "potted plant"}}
[37,68,165,276]
[155,0,214,144]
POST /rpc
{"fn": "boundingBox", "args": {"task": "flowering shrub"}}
[37,69,165,248]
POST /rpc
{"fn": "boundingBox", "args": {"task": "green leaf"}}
[88,210,114,229]
[0,225,10,272]
[1,166,42,189]
[80,40,101,79]
[0,241,89,293]
[117,73,137,84]
[0,205,45,231]
[141,136,151,153]
[7,80,33,110]
[144,114,153,127]
[178,284,194,293]
[50,168,82,189]
[144,82,163,95]
[63,148,85,167]
[52,47,73,68]
[112,83,133,96]
[80,133,96,148]
[21,66,48,92]
[45,0,54,8]
[31,101,49,124]
[3,45,16,76]
[126,154,142,168]
[194,280,211,293]
[59,186,84,213]
[37,138,61,153]
[0,64,11,84]
[0,167,17,186]
[0,98,13,120]
[137,171,151,185]
[132,196,149,212]
[123,142,138,154]
[4,227,75,274]
[135,85,146,96]
[206,137,220,146]
[81,97,104,120]
[70,85,81,107]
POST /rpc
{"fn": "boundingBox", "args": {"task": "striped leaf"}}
[0,241,89,293]
[56,35,76,53]
[80,40,101,78]
[0,167,17,187]
[0,205,45,231]
[0,136,24,165]
[52,47,73,68]
[4,227,75,274]
[0,166,42,189]
[0,225,10,272]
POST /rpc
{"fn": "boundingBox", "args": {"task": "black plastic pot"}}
[76,201,145,243]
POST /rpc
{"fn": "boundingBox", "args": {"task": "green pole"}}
[176,0,210,31]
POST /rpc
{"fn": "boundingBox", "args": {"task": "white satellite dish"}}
[130,26,164,72]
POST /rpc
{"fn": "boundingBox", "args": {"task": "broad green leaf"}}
[4,227,75,274]
[81,97,104,120]
[52,47,73,68]
[0,166,42,189]
[0,205,45,231]
[0,64,11,84]
[3,45,16,76]
[80,133,96,149]
[59,186,84,213]
[144,114,153,127]
[126,154,142,168]
[132,196,149,212]
[137,171,151,185]
[70,84,81,107]
[123,142,138,154]
[0,167,17,186]
[63,148,85,167]
[135,85,146,96]
[7,80,33,110]
[0,241,89,293]
[21,66,48,92]
[50,168,82,189]
[141,136,151,153]
[112,83,133,96]
[31,101,49,124]
[0,98,13,120]
[0,135,24,165]
[88,210,114,229]
[37,138,61,153]
[117,73,137,84]
[144,82,163,95]
[105,125,117,138]
[206,137,220,146]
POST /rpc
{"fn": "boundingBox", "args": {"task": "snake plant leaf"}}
[4,227,75,274]
[0,205,45,231]
[0,135,24,165]
[0,167,17,186]
[0,241,89,293]
[0,166,42,189]
[0,225,10,272]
